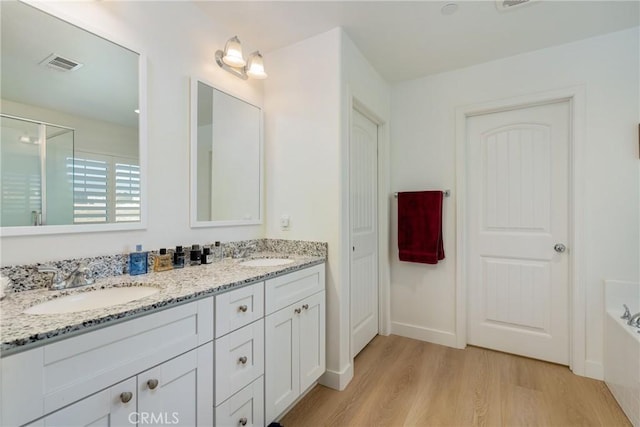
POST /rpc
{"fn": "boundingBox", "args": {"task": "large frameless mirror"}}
[190,79,262,227]
[0,1,146,235]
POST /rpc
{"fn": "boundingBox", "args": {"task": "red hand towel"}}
[398,191,445,264]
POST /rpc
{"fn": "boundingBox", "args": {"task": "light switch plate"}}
[280,215,290,230]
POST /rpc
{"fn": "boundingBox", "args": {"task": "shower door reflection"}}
[1,115,74,226]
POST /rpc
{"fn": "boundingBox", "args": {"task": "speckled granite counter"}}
[0,253,324,356]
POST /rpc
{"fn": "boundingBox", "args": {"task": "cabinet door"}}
[27,377,136,427]
[299,291,326,392]
[137,343,213,426]
[265,305,300,424]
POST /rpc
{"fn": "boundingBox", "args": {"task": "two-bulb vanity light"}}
[215,36,267,80]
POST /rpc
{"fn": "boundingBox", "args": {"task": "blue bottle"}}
[129,244,148,276]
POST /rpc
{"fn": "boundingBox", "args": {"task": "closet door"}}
[350,108,379,358]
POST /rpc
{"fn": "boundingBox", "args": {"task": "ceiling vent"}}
[495,0,539,12]
[40,53,83,72]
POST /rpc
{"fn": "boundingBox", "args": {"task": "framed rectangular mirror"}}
[0,1,147,236]
[190,78,263,227]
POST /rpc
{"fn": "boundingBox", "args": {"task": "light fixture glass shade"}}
[222,36,246,67]
[246,51,267,79]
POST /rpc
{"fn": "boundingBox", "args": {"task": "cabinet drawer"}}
[216,282,264,338]
[215,319,264,405]
[265,264,325,314]
[215,376,264,427]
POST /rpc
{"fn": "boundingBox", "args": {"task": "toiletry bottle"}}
[190,244,202,266]
[129,244,148,276]
[173,246,185,269]
[202,247,213,264]
[214,241,223,262]
[154,248,173,272]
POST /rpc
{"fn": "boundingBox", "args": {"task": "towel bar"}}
[394,190,450,198]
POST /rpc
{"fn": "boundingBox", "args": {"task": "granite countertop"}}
[0,253,324,355]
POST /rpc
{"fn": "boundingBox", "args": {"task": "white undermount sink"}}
[238,258,295,267]
[24,286,159,315]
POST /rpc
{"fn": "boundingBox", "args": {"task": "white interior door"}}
[467,101,570,365]
[350,108,379,358]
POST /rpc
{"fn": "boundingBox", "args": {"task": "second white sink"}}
[24,286,159,315]
[239,258,294,267]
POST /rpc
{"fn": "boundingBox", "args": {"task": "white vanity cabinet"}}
[1,262,326,427]
[1,297,214,427]
[26,343,213,427]
[264,265,326,424]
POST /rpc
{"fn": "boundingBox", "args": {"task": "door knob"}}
[554,243,566,253]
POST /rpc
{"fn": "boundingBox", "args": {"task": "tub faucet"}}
[621,304,631,320]
[38,262,95,290]
[627,312,640,328]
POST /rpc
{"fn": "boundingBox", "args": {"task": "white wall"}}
[263,28,344,385]
[390,27,640,378]
[264,27,390,390]
[339,33,391,387]
[1,1,265,266]
[1,99,138,159]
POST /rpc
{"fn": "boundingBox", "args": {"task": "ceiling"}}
[1,1,139,128]
[195,0,640,83]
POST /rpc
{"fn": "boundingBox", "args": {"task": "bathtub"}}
[604,280,640,427]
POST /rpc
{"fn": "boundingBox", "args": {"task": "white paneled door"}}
[467,101,570,365]
[350,109,379,358]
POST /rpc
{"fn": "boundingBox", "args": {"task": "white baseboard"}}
[391,322,458,348]
[319,363,353,391]
[584,359,604,380]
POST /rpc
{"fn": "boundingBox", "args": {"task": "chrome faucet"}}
[621,304,631,320]
[38,262,95,290]
[233,243,257,259]
[627,312,640,328]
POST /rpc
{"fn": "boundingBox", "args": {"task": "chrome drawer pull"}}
[238,356,248,364]
[147,379,159,390]
[238,304,248,312]
[302,304,309,310]
[239,417,248,426]
[120,392,133,403]
[294,308,301,314]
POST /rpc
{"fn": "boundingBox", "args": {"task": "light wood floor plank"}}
[280,335,631,427]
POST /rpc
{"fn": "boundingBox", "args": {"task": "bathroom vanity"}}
[0,256,325,427]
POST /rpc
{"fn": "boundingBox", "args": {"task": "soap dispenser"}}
[129,244,148,276]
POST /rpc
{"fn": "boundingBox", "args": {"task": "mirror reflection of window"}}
[69,152,140,224]
[0,1,142,231]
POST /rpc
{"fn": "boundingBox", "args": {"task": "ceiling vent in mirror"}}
[495,0,539,12]
[40,53,83,72]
